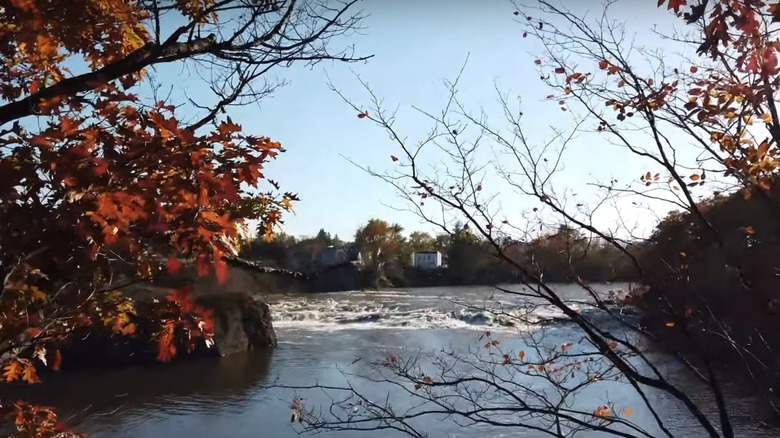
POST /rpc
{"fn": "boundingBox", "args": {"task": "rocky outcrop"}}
[57,262,280,371]
[194,292,277,357]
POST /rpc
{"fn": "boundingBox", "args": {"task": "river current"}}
[5,284,778,437]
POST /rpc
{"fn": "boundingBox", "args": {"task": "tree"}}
[0,0,365,435]
[289,1,780,437]
[316,228,340,246]
[445,223,489,284]
[354,219,405,264]
[403,231,438,265]
[354,219,405,286]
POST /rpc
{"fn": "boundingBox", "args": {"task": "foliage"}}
[635,183,780,403]
[0,0,364,434]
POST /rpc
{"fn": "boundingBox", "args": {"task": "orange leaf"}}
[690,66,698,73]
[608,65,620,75]
[617,80,625,87]
[607,341,618,349]
[3,361,22,382]
[690,174,701,181]
[30,135,53,148]
[665,321,676,327]
[29,78,40,94]
[758,140,770,158]
[745,226,755,234]
[22,361,40,384]
[518,351,525,361]
[599,60,609,70]
[622,407,634,416]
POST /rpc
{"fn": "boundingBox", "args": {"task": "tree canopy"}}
[0,0,365,434]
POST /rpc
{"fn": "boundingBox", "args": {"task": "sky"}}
[150,0,708,241]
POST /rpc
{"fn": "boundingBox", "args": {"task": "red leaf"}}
[476,184,482,191]
[25,328,42,338]
[52,350,62,371]
[534,59,542,65]
[357,111,369,119]
[93,158,109,175]
[554,67,566,74]
[215,256,228,284]
[196,253,210,277]
[391,155,399,162]
[662,0,687,14]
[166,257,182,275]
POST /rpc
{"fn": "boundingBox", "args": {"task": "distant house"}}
[412,251,442,270]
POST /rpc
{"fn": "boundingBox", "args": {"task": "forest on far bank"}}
[241,183,771,292]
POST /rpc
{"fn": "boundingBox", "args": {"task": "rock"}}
[55,262,280,372]
[244,299,278,348]
[193,292,277,357]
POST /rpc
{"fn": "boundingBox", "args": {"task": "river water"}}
[5,284,778,437]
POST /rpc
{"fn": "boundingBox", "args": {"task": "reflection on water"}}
[2,285,778,438]
[1,350,276,434]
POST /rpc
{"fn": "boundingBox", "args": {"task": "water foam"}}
[270,297,580,331]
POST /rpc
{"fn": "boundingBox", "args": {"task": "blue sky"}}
[153,0,701,241]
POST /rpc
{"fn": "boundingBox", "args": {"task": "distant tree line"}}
[241,218,638,288]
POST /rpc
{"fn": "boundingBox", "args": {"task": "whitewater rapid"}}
[268,290,585,331]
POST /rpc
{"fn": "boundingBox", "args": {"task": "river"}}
[4,284,778,437]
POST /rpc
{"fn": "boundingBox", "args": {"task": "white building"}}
[412,251,442,270]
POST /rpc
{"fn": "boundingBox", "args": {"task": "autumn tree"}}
[287,1,780,437]
[0,0,365,435]
[354,219,405,286]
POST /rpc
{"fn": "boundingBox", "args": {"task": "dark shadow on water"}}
[0,348,276,430]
